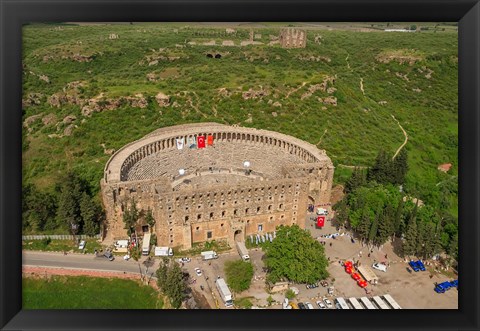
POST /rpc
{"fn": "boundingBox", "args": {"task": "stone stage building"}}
[101,123,334,250]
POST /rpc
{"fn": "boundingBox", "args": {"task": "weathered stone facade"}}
[279,28,307,48]
[101,123,333,250]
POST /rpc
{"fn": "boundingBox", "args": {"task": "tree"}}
[80,192,101,236]
[393,198,405,236]
[393,149,408,185]
[344,167,367,194]
[156,259,187,308]
[368,214,379,245]
[22,184,57,232]
[333,198,349,227]
[410,24,417,31]
[403,214,418,257]
[264,225,329,284]
[447,233,458,261]
[367,150,393,184]
[225,260,254,293]
[356,209,371,242]
[145,208,156,232]
[377,206,394,246]
[57,172,85,235]
[285,289,296,300]
[165,261,187,308]
[123,198,139,235]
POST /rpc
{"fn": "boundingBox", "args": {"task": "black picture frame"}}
[1,0,479,330]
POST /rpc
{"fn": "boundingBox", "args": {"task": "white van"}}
[316,208,328,216]
[372,262,388,272]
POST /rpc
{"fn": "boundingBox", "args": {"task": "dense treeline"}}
[334,150,458,262]
[22,171,103,235]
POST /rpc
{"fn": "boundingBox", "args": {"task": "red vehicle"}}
[345,261,353,268]
[357,280,368,288]
[345,267,353,274]
[352,273,361,281]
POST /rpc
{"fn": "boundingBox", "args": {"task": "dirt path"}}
[316,128,328,146]
[391,114,408,159]
[285,82,306,98]
[345,53,351,70]
[360,77,365,95]
[337,164,368,169]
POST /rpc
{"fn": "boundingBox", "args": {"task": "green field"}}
[23,275,164,309]
[22,238,104,253]
[22,22,458,225]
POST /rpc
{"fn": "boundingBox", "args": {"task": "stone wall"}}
[279,28,307,49]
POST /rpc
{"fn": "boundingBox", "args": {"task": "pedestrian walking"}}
[329,242,332,247]
[385,254,388,259]
[368,253,371,258]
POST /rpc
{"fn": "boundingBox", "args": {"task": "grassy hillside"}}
[22,23,458,217]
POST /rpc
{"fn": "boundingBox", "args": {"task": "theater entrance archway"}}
[234,229,244,242]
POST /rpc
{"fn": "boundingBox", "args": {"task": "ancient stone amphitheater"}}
[101,123,334,250]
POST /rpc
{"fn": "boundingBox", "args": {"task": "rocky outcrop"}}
[22,93,44,108]
[42,113,57,126]
[63,115,77,124]
[317,96,337,106]
[242,87,269,100]
[82,93,148,117]
[155,92,170,107]
[23,113,44,130]
[301,76,336,100]
[63,124,76,136]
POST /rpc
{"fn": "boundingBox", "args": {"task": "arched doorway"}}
[234,229,244,242]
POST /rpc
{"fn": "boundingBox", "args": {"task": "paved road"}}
[23,251,158,276]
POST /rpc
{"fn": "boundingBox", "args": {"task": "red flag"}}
[197,135,206,148]
[207,135,214,146]
[317,216,325,228]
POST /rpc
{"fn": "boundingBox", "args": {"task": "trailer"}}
[235,241,250,261]
[371,296,390,309]
[358,265,379,284]
[154,246,173,257]
[334,297,350,309]
[201,250,218,260]
[382,294,402,309]
[216,278,233,307]
[359,296,376,309]
[142,233,151,256]
[348,297,364,309]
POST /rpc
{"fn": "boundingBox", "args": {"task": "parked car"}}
[305,302,315,309]
[409,260,420,272]
[435,281,453,293]
[323,298,333,309]
[298,302,307,309]
[78,240,86,250]
[178,257,191,263]
[320,280,328,287]
[372,262,388,272]
[416,260,426,271]
[316,300,326,309]
[194,267,202,276]
[103,250,114,261]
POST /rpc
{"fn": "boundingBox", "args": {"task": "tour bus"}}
[334,297,350,309]
[371,296,390,309]
[359,296,376,309]
[348,297,364,309]
[382,294,402,309]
